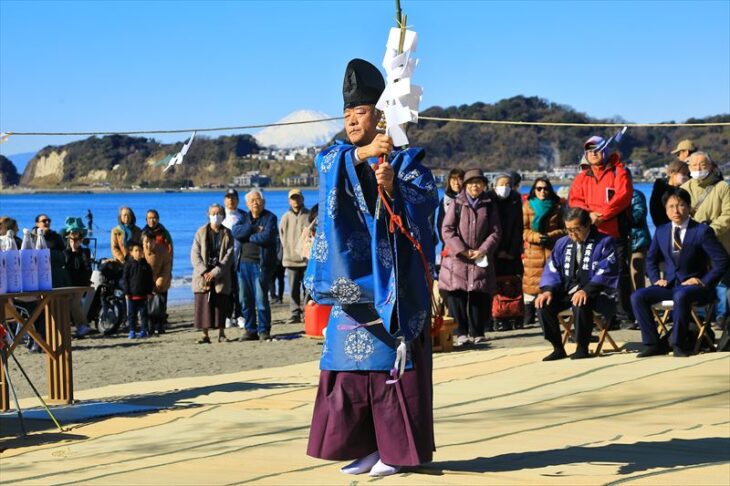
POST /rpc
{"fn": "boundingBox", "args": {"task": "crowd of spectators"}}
[436,137,730,357]
[2,136,728,358]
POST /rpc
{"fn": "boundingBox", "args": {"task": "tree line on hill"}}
[11,95,729,188]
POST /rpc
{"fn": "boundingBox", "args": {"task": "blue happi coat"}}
[304,141,439,371]
[539,229,619,293]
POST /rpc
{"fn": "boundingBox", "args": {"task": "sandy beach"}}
[5,299,646,401]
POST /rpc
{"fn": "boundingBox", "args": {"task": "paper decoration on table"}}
[164,131,196,172]
[376,27,422,147]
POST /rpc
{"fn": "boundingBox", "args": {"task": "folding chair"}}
[558,308,621,355]
[651,300,716,354]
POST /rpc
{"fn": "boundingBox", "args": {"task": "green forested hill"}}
[409,96,729,170]
[18,95,729,188]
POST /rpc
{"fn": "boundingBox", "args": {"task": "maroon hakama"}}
[306,331,434,466]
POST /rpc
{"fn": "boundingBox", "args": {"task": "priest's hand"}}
[373,161,395,196]
[535,291,553,309]
[655,279,668,287]
[359,133,393,160]
[571,289,588,307]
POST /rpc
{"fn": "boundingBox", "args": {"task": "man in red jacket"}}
[569,136,634,325]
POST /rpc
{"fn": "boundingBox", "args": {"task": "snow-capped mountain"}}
[255,110,342,149]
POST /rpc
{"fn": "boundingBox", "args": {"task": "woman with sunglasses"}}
[522,177,566,327]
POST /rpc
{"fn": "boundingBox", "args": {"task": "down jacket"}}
[568,153,633,239]
[439,192,501,294]
[522,199,566,296]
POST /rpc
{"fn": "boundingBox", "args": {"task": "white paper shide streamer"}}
[164,131,196,172]
[376,28,422,147]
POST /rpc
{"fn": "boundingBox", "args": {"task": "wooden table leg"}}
[45,295,74,405]
[0,304,8,411]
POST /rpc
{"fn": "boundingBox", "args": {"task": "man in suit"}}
[631,188,729,357]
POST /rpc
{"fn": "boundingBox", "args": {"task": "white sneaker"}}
[454,334,469,347]
[237,316,246,328]
[368,459,401,477]
[341,451,380,475]
[225,318,233,329]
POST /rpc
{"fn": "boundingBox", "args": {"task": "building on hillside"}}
[552,165,582,180]
[233,170,271,187]
[283,173,314,187]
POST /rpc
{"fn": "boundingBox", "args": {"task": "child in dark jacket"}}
[123,242,154,338]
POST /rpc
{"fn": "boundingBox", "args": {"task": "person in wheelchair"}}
[631,188,729,358]
[535,207,619,361]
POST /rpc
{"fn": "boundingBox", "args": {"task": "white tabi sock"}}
[368,459,401,477]
[340,451,380,475]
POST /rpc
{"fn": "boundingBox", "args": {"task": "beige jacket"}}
[110,225,142,263]
[279,208,310,268]
[190,224,234,295]
[681,177,730,254]
[144,246,172,293]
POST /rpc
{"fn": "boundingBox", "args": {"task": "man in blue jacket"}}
[535,207,619,361]
[631,187,729,357]
[231,190,278,341]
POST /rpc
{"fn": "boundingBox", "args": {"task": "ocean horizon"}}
[0,183,655,304]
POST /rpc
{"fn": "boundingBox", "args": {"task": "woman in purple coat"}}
[439,169,501,346]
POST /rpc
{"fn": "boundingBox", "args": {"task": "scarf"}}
[529,198,555,232]
[119,224,134,247]
[698,170,722,188]
[465,193,479,209]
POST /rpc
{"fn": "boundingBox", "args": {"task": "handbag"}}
[148,293,164,318]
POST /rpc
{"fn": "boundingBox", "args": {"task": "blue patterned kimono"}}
[304,141,439,371]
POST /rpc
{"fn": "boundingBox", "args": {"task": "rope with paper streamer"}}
[2,116,726,146]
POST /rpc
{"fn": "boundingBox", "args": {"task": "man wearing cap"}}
[280,188,310,323]
[568,135,634,326]
[671,139,697,163]
[305,58,438,477]
[223,188,247,329]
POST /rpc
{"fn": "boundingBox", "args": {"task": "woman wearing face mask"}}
[439,169,501,346]
[649,160,690,227]
[437,169,465,244]
[489,174,525,331]
[522,177,565,328]
[191,204,234,344]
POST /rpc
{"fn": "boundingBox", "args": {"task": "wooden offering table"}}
[0,287,91,411]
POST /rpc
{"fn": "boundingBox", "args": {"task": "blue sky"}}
[1,0,728,156]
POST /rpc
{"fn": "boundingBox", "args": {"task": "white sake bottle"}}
[0,236,7,294]
[4,231,22,293]
[36,229,53,291]
[20,229,39,292]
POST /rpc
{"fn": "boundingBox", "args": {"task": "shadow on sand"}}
[422,437,730,476]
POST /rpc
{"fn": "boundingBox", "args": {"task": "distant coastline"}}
[0,186,317,195]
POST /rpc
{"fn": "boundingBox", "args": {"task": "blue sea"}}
[0,183,654,303]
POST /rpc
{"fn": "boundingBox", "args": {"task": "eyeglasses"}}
[39,219,51,224]
[535,187,549,192]
[69,237,82,241]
